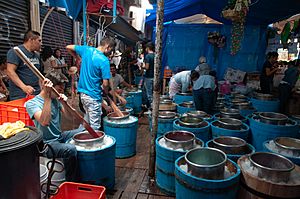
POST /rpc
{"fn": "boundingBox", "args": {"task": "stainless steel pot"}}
[72,131,105,148]
[249,152,295,182]
[160,95,171,100]
[180,101,194,108]
[187,110,211,120]
[185,148,227,179]
[178,92,192,96]
[178,116,205,128]
[259,112,288,125]
[274,137,300,156]
[220,108,241,119]
[212,136,247,154]
[107,111,130,120]
[232,102,253,110]
[217,118,243,130]
[158,111,177,119]
[160,99,173,105]
[163,131,195,150]
[254,93,274,101]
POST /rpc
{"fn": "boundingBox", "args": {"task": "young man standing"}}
[6,30,42,100]
[66,37,115,130]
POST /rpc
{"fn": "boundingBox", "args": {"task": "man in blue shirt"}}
[7,30,42,100]
[66,38,115,130]
[26,71,83,181]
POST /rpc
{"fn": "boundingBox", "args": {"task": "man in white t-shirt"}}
[110,64,132,90]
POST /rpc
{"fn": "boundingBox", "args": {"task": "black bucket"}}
[0,127,43,199]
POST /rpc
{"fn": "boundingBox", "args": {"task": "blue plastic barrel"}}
[239,108,256,118]
[263,140,300,166]
[206,140,255,162]
[173,120,211,142]
[125,90,142,114]
[125,95,134,110]
[103,116,138,158]
[174,94,193,104]
[177,104,195,115]
[148,115,177,137]
[76,135,116,189]
[250,98,279,112]
[211,121,250,141]
[249,117,300,151]
[156,136,203,195]
[175,156,240,199]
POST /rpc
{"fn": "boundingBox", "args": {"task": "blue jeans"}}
[143,78,153,108]
[193,88,214,114]
[80,93,102,130]
[46,125,85,181]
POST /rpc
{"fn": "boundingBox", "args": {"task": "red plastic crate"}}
[0,96,34,126]
[51,182,106,199]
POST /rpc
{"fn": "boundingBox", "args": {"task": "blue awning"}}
[47,0,82,19]
[146,0,300,26]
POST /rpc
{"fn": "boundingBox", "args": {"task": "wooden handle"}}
[107,96,124,117]
[13,47,99,138]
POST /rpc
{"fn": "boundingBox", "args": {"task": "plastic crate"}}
[0,96,34,126]
[51,182,106,199]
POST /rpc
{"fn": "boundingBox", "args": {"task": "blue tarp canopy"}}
[47,0,82,19]
[146,0,300,25]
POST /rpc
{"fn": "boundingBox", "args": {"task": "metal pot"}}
[180,101,194,108]
[232,94,247,100]
[220,108,241,119]
[158,111,177,119]
[232,102,253,110]
[249,152,295,182]
[254,93,274,101]
[217,118,243,130]
[178,116,204,128]
[214,102,225,110]
[259,112,288,125]
[160,99,173,105]
[107,111,130,120]
[185,148,227,179]
[274,137,300,156]
[72,131,105,148]
[160,95,171,100]
[163,131,195,150]
[231,99,248,104]
[178,92,192,96]
[212,136,248,155]
[187,110,210,119]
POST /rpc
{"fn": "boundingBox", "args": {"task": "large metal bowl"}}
[178,116,204,128]
[187,110,209,119]
[180,101,194,108]
[160,95,170,100]
[107,111,130,120]
[160,99,173,105]
[158,111,177,119]
[249,152,295,182]
[259,112,288,125]
[220,108,241,119]
[212,136,247,154]
[232,94,247,100]
[254,93,274,101]
[232,102,253,110]
[217,118,243,130]
[72,131,105,148]
[274,137,300,156]
[178,92,192,96]
[185,148,227,179]
[163,131,195,150]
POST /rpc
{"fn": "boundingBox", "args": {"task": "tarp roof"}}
[146,0,300,26]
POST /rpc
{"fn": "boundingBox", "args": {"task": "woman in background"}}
[260,52,279,94]
[41,46,56,74]
[53,48,68,75]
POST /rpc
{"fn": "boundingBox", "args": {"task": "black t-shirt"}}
[261,60,274,80]
[144,53,154,78]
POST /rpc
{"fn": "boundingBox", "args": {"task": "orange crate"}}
[51,182,106,199]
[0,96,34,126]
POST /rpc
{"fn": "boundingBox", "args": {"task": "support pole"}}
[113,0,117,23]
[83,0,87,45]
[148,0,164,178]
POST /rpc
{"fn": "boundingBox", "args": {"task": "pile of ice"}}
[69,135,114,151]
[179,162,236,179]
[106,116,137,124]
[265,140,300,158]
[158,137,202,152]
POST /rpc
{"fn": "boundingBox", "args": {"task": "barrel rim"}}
[263,140,300,160]
[72,135,116,152]
[156,136,204,153]
[211,120,249,132]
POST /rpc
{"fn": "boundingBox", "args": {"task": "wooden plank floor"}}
[62,105,175,199]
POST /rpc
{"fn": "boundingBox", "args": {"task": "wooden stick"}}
[13,47,99,138]
[107,96,124,117]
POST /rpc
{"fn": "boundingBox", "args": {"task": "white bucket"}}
[40,157,66,186]
[40,164,48,198]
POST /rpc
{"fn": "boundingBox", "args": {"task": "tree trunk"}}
[148,0,164,178]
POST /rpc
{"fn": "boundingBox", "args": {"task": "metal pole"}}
[83,0,87,45]
[113,0,117,23]
[148,0,164,178]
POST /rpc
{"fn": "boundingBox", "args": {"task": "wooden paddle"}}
[13,47,100,138]
[106,95,124,117]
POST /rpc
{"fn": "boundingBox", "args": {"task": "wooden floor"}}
[62,102,175,199]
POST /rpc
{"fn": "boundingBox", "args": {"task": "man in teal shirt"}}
[66,38,115,130]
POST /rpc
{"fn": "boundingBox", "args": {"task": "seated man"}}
[26,71,84,181]
[110,63,132,92]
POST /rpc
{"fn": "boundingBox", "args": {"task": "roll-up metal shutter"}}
[40,6,73,65]
[0,0,30,58]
